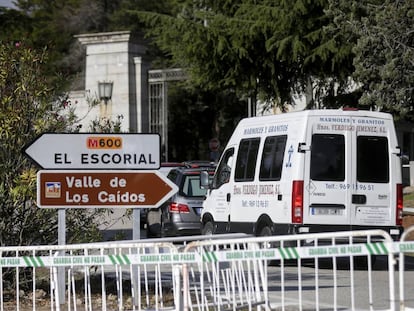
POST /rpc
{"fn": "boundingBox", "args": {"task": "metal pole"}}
[133,209,141,240]
[132,208,141,308]
[58,208,66,305]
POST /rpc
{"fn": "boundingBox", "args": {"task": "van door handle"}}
[352,194,366,204]
[227,193,231,202]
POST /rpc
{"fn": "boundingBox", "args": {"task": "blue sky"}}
[0,0,16,9]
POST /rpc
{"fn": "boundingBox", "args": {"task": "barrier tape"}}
[1,241,414,267]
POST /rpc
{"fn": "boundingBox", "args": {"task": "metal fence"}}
[1,229,414,311]
[399,226,414,311]
[182,229,397,311]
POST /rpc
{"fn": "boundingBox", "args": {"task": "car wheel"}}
[159,213,167,238]
[140,209,147,229]
[146,209,161,238]
[202,221,215,235]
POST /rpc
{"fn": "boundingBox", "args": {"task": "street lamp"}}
[98,81,113,105]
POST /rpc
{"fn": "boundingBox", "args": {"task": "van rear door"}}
[303,114,397,229]
[303,122,351,226]
[352,117,397,227]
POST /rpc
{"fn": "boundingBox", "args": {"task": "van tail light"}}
[292,180,304,224]
[396,183,403,226]
[169,202,190,214]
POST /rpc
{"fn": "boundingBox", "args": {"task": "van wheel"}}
[354,255,377,269]
[258,226,273,248]
[259,226,279,266]
[259,226,272,237]
[202,221,215,235]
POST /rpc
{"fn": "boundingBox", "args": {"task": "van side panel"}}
[229,120,296,228]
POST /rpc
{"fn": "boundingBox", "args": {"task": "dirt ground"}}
[403,216,414,240]
[403,186,414,240]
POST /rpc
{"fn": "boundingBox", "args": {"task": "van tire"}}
[354,255,377,268]
[259,226,272,237]
[259,225,280,266]
[202,221,215,235]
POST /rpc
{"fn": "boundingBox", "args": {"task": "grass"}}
[403,192,414,241]
[404,192,414,208]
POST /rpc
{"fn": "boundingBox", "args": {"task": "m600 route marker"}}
[24,133,160,169]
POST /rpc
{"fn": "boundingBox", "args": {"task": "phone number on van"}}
[337,183,375,191]
[242,200,270,208]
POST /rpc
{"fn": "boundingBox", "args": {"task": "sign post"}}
[57,209,66,304]
[24,133,173,305]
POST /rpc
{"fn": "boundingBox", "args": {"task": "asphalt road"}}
[98,210,414,310]
[265,255,414,310]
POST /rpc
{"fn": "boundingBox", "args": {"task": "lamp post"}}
[98,81,113,104]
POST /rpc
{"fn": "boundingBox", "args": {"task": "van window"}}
[310,134,345,181]
[213,148,234,188]
[259,135,287,181]
[357,136,389,183]
[235,138,260,182]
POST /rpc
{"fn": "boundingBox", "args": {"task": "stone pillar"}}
[134,56,150,133]
[75,31,147,132]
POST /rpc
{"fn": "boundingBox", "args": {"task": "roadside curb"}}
[403,208,414,216]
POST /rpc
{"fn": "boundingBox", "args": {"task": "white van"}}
[200,109,403,240]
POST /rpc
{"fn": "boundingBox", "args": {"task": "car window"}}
[182,175,207,197]
[167,170,179,184]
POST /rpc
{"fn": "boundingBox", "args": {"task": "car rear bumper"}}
[162,221,202,236]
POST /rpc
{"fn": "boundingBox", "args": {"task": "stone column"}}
[134,56,150,133]
[75,31,147,132]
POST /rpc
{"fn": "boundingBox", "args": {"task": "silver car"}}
[146,163,215,237]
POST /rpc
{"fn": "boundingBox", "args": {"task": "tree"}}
[0,0,123,89]
[167,82,246,161]
[130,0,357,111]
[353,0,414,119]
[326,0,414,118]
[0,41,104,246]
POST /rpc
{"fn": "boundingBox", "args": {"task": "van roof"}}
[239,109,392,124]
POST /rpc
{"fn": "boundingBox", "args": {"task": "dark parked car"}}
[146,162,216,237]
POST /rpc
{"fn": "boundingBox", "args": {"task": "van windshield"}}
[213,148,234,188]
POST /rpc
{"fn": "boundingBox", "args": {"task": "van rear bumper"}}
[292,224,403,241]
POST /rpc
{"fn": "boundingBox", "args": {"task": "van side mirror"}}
[392,146,401,156]
[200,171,210,189]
